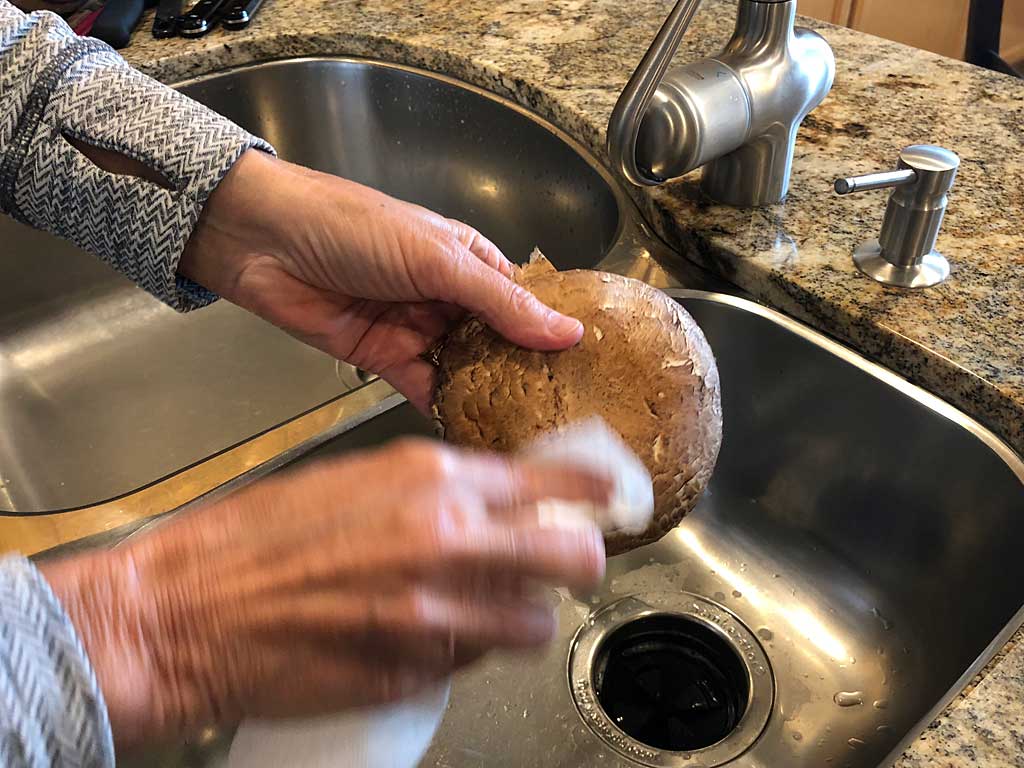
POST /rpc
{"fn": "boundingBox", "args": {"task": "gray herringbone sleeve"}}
[0,0,273,310]
[0,556,115,768]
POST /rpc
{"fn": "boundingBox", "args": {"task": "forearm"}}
[38,549,171,749]
[0,0,273,310]
[0,555,115,768]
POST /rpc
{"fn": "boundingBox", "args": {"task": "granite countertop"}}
[118,1,1024,764]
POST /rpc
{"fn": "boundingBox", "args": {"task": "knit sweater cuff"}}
[0,555,115,768]
[0,7,274,310]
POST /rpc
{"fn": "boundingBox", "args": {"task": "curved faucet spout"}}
[608,0,836,207]
[606,0,704,187]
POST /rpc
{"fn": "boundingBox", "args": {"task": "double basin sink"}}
[1,58,1022,767]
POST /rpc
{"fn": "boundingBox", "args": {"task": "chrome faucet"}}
[608,0,836,207]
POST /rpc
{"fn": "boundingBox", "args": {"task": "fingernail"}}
[546,312,582,337]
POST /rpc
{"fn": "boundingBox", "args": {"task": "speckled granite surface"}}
[115,1,1024,764]
[893,626,1024,767]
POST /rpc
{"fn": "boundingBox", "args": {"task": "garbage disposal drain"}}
[569,594,774,768]
[594,614,748,751]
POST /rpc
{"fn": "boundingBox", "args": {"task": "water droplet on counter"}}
[834,691,864,707]
[792,732,803,741]
[758,627,774,642]
[772,573,781,579]
[714,591,727,601]
[522,708,529,718]
[873,699,889,710]
[871,607,894,630]
[876,725,891,734]
[848,738,865,750]
[739,562,748,571]
[732,590,743,598]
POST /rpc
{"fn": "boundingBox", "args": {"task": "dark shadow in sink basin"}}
[178,57,622,268]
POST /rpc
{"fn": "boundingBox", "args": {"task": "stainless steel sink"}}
[11,55,1024,768]
[0,57,683,528]
[109,290,1024,768]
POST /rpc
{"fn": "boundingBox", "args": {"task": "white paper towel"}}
[228,682,451,768]
[228,418,652,768]
[521,417,654,535]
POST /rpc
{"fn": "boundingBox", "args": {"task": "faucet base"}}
[853,240,951,289]
[700,125,795,207]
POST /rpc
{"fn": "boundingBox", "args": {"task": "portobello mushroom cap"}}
[432,252,723,555]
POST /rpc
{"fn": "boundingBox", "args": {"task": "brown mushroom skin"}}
[432,254,722,556]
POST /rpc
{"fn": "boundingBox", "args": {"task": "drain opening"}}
[593,614,749,751]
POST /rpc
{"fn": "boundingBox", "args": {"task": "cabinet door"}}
[798,0,853,24]
[849,0,970,59]
[1004,0,1024,65]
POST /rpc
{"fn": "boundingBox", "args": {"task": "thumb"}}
[434,248,583,350]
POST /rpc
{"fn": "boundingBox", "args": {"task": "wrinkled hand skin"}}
[179,150,584,413]
[40,439,609,749]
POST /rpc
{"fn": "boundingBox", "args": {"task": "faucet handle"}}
[834,145,960,289]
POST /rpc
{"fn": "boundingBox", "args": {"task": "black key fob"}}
[92,0,147,48]
[178,0,227,38]
[152,0,182,38]
[221,0,263,30]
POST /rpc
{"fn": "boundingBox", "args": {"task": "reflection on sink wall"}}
[0,58,627,514]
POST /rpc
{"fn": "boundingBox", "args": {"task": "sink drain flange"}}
[569,593,774,767]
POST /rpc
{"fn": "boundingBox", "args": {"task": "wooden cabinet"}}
[799,0,853,24]
[799,0,1023,64]
[848,0,970,59]
[1004,1,1024,63]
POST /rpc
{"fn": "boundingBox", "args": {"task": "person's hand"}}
[40,438,608,748]
[179,151,584,412]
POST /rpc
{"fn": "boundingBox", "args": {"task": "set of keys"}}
[152,0,264,38]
